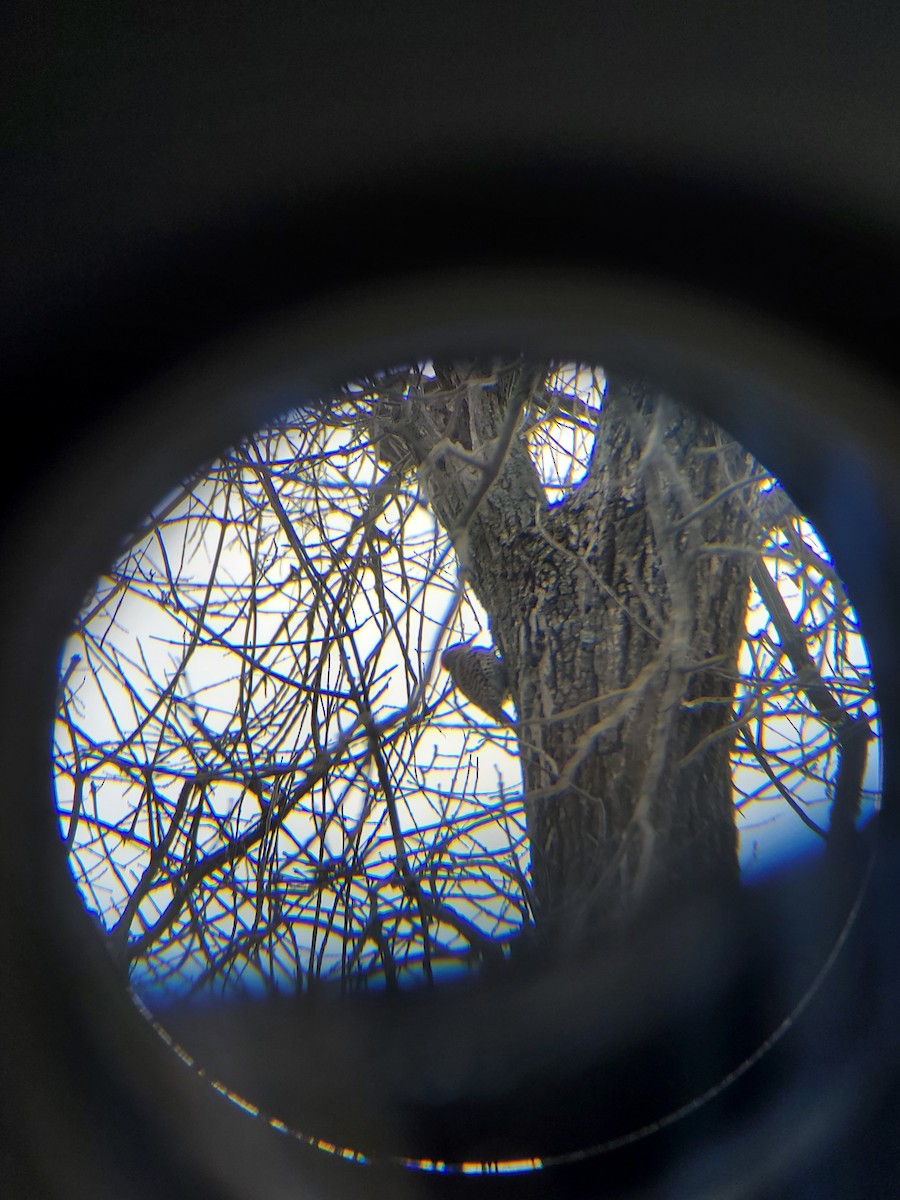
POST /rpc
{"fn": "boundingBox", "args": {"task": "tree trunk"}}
[372,363,760,944]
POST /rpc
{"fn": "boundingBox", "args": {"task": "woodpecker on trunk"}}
[441,641,511,724]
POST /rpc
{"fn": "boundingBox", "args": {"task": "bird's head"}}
[441,637,478,670]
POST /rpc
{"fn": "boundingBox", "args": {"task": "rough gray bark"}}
[373,361,762,942]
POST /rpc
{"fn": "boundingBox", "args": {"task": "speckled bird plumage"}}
[441,642,510,723]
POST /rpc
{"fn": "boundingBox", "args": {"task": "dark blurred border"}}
[3,5,900,1198]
